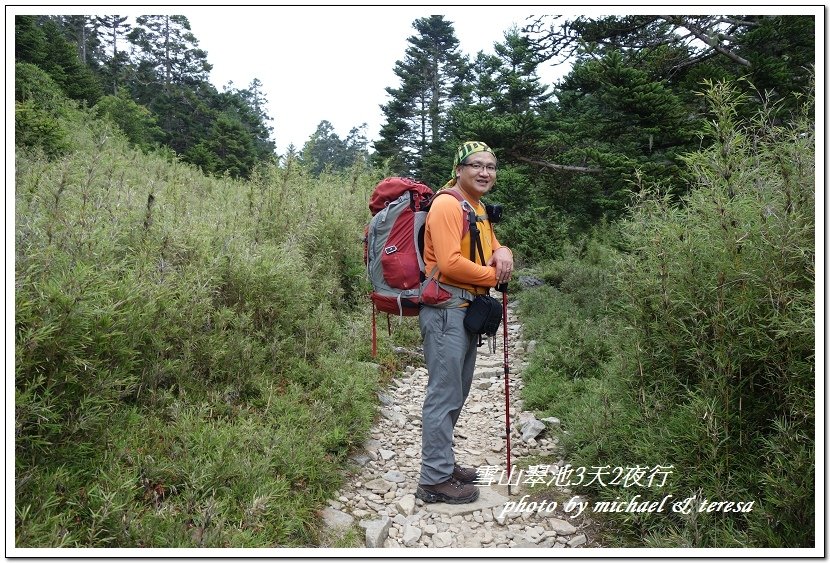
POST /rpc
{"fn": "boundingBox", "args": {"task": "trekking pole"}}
[498,283,512,496]
[371,301,377,358]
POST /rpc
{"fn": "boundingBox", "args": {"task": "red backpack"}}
[364,177,478,355]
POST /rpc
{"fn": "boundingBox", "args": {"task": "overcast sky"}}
[184,6,572,154]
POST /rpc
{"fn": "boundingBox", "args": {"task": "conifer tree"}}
[54,16,99,67]
[301,120,344,176]
[301,121,368,175]
[374,15,468,185]
[15,17,102,105]
[128,15,211,91]
[228,78,276,159]
[94,15,131,94]
[15,16,48,68]
[126,16,214,157]
[451,28,551,156]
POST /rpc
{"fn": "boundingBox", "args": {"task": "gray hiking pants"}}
[419,304,478,485]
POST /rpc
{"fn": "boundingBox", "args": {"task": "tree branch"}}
[515,155,603,173]
[660,16,752,67]
[715,16,761,28]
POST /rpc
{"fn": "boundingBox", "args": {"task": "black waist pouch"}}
[464,294,502,336]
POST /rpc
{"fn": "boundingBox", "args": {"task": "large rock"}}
[476,367,503,378]
[517,414,546,442]
[568,534,587,547]
[432,531,454,548]
[321,507,354,532]
[365,477,393,494]
[402,525,422,547]
[380,407,407,428]
[360,516,392,548]
[383,470,406,483]
[548,517,578,535]
[396,494,416,516]
[541,416,561,428]
[350,453,371,467]
[379,449,396,461]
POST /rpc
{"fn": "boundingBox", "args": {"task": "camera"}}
[485,203,503,223]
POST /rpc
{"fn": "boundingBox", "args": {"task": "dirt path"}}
[321,300,600,549]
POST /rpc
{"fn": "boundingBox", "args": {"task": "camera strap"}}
[468,210,484,265]
[465,207,498,349]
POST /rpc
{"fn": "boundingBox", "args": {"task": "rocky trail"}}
[320,301,601,549]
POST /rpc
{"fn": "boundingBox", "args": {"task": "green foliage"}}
[15,15,49,65]
[498,208,571,265]
[16,15,278,181]
[737,16,815,108]
[497,14,815,249]
[553,51,698,211]
[186,114,256,178]
[94,89,164,152]
[519,82,814,547]
[301,121,370,176]
[449,28,552,156]
[128,15,211,87]
[15,16,103,105]
[16,62,72,111]
[14,62,84,157]
[15,104,383,547]
[15,101,72,157]
[373,15,468,184]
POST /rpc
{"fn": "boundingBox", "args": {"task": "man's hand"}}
[488,247,514,286]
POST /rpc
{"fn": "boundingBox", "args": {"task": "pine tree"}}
[15,15,48,67]
[300,121,369,175]
[94,15,131,94]
[343,124,370,167]
[126,15,214,157]
[128,15,211,92]
[302,120,344,175]
[450,28,551,155]
[374,16,467,185]
[16,17,102,105]
[186,114,256,179]
[228,78,276,159]
[52,16,99,67]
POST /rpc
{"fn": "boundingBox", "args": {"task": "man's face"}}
[456,151,497,198]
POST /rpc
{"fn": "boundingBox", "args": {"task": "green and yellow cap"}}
[442,141,496,189]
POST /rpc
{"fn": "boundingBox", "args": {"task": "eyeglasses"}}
[462,163,497,173]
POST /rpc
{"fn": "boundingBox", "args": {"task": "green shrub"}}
[519,81,814,547]
[15,62,69,110]
[94,90,164,152]
[15,107,383,547]
[15,101,71,157]
[622,85,813,547]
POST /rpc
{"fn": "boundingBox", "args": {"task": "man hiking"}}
[415,141,514,504]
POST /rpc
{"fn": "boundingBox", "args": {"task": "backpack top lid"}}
[369,177,433,216]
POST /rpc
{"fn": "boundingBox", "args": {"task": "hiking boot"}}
[452,463,480,484]
[415,478,480,504]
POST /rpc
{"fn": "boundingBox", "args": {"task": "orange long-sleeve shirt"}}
[422,191,501,295]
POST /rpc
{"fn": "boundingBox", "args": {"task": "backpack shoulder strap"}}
[433,189,477,248]
[430,189,491,296]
